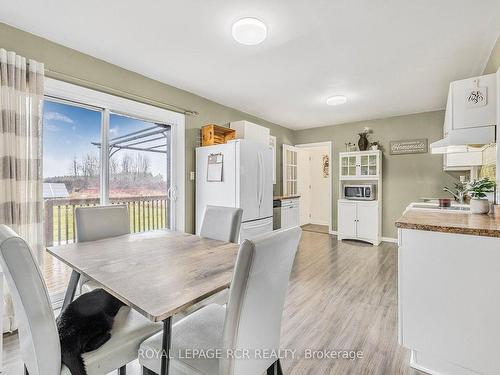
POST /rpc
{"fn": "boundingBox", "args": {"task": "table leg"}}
[62,270,80,311]
[160,317,172,375]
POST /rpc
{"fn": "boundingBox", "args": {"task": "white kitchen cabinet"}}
[338,201,357,237]
[399,228,500,375]
[339,151,381,180]
[356,202,378,240]
[230,120,270,144]
[281,198,300,229]
[337,199,380,245]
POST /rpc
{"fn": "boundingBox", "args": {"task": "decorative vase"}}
[470,198,490,214]
[358,133,369,151]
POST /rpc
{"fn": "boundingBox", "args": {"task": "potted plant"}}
[467,177,496,214]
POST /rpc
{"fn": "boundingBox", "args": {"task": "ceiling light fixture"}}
[232,18,267,45]
[326,95,348,106]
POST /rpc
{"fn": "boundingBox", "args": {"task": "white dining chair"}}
[139,226,302,375]
[178,206,243,319]
[199,206,243,243]
[0,224,162,375]
[75,205,130,294]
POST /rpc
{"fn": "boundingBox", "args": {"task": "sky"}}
[43,100,169,179]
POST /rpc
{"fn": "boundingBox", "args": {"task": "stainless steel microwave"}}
[343,184,376,200]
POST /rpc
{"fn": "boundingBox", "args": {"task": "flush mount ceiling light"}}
[232,18,267,45]
[326,95,348,106]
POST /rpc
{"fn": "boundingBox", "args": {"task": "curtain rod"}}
[44,67,199,116]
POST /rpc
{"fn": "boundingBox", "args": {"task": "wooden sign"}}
[390,139,428,155]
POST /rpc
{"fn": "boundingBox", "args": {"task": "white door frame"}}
[295,141,333,234]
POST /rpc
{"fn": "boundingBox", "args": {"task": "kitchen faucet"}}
[443,184,467,204]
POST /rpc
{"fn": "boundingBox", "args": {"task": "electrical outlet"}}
[190,171,196,181]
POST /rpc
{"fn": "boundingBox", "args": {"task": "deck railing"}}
[44,195,170,246]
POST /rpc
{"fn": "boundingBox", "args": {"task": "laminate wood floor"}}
[2,231,424,375]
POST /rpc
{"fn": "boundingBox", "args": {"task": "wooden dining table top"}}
[47,229,239,322]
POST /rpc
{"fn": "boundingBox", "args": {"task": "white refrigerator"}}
[196,139,273,241]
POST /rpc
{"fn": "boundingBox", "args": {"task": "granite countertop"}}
[395,208,500,238]
[273,195,301,201]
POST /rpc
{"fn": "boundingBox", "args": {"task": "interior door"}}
[338,201,357,237]
[356,202,378,240]
[283,144,299,195]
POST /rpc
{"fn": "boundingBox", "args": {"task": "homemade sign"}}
[389,139,428,155]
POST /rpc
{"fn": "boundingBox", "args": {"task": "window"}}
[42,78,185,300]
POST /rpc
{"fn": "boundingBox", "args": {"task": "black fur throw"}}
[56,288,125,375]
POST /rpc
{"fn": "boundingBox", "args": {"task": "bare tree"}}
[121,153,132,174]
[81,153,99,177]
[135,154,150,175]
[69,155,79,177]
[110,157,119,176]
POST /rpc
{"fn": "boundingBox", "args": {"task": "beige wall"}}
[0,22,294,234]
[484,35,500,74]
[294,111,458,238]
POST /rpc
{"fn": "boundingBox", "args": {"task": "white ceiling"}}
[1,0,499,129]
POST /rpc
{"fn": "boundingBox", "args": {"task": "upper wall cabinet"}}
[339,150,381,180]
[230,120,270,144]
[450,73,497,130]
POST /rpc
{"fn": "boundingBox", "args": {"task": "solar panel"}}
[43,183,69,199]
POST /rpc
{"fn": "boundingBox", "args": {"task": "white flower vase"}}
[470,198,490,214]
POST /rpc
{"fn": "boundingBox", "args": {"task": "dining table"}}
[47,228,240,375]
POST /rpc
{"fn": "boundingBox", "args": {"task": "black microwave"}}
[343,184,376,200]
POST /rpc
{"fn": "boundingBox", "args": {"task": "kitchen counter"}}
[273,195,300,200]
[396,207,500,238]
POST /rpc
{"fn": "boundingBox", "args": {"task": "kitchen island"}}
[395,204,500,375]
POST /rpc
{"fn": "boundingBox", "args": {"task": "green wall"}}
[0,22,294,234]
[294,111,458,238]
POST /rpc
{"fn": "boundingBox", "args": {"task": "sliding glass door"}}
[42,97,174,300]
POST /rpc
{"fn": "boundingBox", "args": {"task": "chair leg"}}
[24,365,29,375]
[267,360,283,375]
[118,365,126,375]
[142,366,157,375]
[277,359,284,375]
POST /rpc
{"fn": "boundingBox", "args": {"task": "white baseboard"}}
[309,220,329,226]
[381,236,398,243]
[328,231,396,244]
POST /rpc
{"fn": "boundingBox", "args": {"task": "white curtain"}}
[0,49,45,262]
[0,49,44,333]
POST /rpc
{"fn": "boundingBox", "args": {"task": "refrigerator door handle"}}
[258,151,264,209]
[256,152,261,206]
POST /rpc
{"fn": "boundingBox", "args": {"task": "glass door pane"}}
[348,156,356,176]
[42,99,102,295]
[108,113,171,232]
[360,155,369,175]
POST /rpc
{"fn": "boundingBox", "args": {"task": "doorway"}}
[295,142,333,234]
